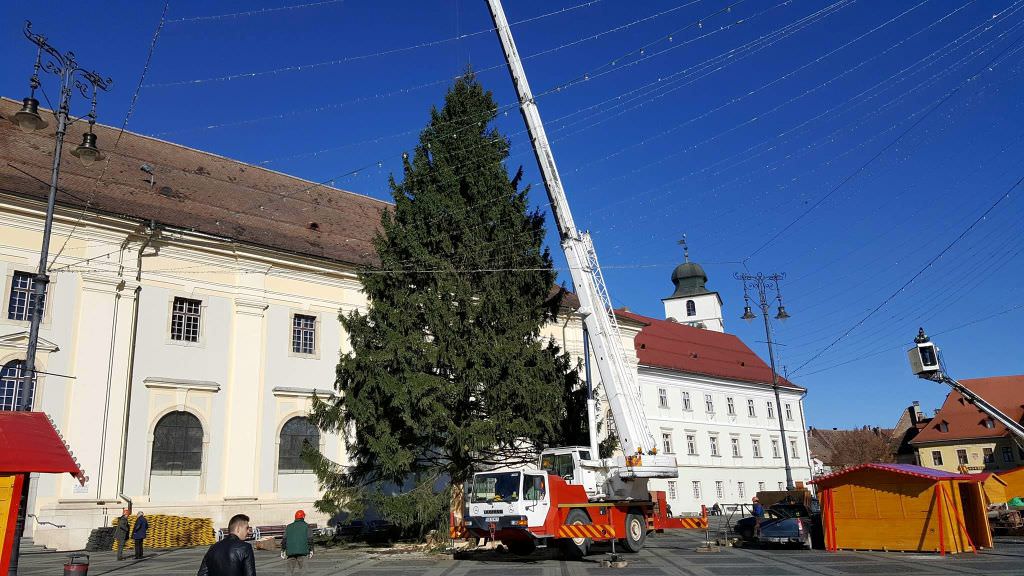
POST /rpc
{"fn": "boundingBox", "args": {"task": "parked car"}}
[733,498,821,549]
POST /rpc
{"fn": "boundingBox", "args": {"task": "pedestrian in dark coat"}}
[114,509,130,561]
[132,511,149,559]
[197,514,256,576]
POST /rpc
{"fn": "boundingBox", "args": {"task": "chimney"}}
[910,401,924,424]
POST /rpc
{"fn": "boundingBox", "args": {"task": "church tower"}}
[662,237,724,332]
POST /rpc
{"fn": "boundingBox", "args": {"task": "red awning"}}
[0,412,85,483]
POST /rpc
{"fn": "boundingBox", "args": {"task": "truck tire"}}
[621,512,647,553]
[560,509,592,560]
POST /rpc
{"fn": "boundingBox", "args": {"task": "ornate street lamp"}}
[7,21,111,576]
[735,272,796,490]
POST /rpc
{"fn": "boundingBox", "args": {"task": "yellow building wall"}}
[828,477,972,553]
[916,439,1020,474]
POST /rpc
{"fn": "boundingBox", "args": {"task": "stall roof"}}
[0,412,85,483]
[811,463,974,487]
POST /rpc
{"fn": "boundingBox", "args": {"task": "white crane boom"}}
[485,0,658,458]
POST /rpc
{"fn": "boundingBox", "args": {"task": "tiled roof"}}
[0,97,386,266]
[615,309,802,390]
[811,462,970,486]
[910,375,1024,445]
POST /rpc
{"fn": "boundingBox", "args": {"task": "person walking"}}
[114,509,130,561]
[132,511,149,559]
[197,514,256,576]
[281,510,313,575]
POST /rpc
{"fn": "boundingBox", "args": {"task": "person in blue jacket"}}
[132,511,149,559]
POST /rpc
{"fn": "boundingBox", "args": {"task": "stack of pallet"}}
[110,514,216,549]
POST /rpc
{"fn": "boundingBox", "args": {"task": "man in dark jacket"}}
[197,514,256,576]
[114,509,130,561]
[132,511,149,559]
[280,510,313,575]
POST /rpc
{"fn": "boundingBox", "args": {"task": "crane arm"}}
[485,0,655,454]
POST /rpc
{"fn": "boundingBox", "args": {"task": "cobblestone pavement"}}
[17,531,1024,575]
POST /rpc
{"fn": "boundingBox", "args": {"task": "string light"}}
[167,0,345,23]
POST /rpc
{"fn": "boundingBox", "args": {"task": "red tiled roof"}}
[615,309,802,390]
[811,462,973,487]
[0,97,386,266]
[910,375,1024,445]
[0,412,85,483]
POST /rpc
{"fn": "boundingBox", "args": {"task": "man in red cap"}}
[281,510,313,575]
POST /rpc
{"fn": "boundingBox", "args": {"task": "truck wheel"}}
[560,509,592,560]
[621,512,647,553]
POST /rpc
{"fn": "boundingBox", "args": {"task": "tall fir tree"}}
[310,72,586,531]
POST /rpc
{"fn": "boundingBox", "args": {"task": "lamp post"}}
[11,20,112,411]
[735,272,795,491]
[8,21,111,576]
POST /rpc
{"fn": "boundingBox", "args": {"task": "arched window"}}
[151,411,203,475]
[0,360,33,412]
[279,417,320,473]
[686,300,696,317]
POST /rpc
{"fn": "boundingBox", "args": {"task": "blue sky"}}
[3,1,1022,429]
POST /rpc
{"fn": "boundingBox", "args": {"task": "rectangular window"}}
[715,481,724,499]
[983,447,994,464]
[692,481,701,499]
[771,439,781,458]
[682,391,691,411]
[662,432,674,454]
[170,297,202,342]
[606,412,615,435]
[1003,446,1014,463]
[292,314,317,354]
[932,450,943,466]
[727,397,736,415]
[7,271,44,322]
[790,439,799,459]
[667,481,677,499]
[785,403,793,421]
[747,399,756,417]
[957,449,968,465]
[705,394,714,413]
[767,401,775,419]
[752,438,762,458]
[758,481,765,492]
[658,388,669,409]
[710,436,720,457]
[686,434,697,455]
[731,437,741,457]
[737,482,745,499]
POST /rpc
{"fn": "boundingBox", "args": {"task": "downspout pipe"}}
[116,222,158,510]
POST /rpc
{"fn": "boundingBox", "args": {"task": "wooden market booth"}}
[997,466,1024,502]
[0,412,86,574]
[812,463,992,554]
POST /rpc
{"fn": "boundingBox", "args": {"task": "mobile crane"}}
[908,328,1024,444]
[450,0,701,558]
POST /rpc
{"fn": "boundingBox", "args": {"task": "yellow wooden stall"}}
[813,463,991,554]
[971,472,1007,506]
[998,466,1024,501]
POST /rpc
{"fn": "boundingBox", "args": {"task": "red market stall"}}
[0,412,86,574]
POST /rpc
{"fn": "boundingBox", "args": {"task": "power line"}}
[746,26,1024,260]
[145,0,610,88]
[48,0,170,271]
[790,168,1024,376]
[168,0,345,23]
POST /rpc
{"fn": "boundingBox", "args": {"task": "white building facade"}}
[0,96,810,548]
[627,257,812,514]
